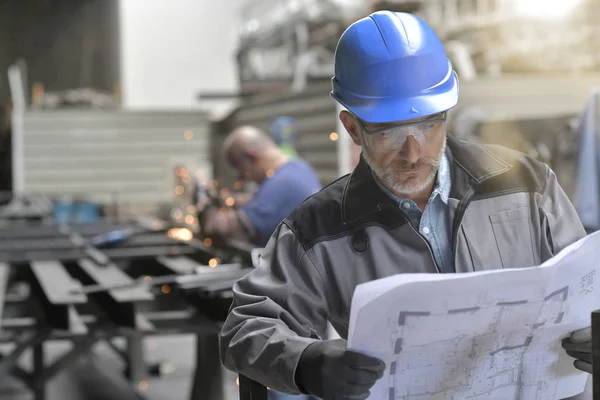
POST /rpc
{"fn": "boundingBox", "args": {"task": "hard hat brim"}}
[331,69,459,124]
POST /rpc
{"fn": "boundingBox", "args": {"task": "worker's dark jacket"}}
[219,136,586,394]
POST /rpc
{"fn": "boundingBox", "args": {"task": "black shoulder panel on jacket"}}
[284,176,346,249]
[471,144,548,199]
[284,174,407,250]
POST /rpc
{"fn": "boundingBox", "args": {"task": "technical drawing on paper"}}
[387,287,569,400]
[349,232,600,400]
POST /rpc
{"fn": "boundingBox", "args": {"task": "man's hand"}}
[201,207,255,242]
[562,327,592,373]
[295,339,386,400]
[202,208,229,236]
[232,192,254,207]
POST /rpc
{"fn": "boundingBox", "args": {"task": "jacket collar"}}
[341,135,513,222]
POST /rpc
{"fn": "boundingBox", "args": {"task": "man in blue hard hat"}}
[219,11,590,400]
[270,116,300,158]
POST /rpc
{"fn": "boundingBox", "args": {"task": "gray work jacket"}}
[219,136,586,394]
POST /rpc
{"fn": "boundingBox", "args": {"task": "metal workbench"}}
[0,218,254,400]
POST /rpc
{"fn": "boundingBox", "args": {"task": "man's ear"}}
[339,110,362,146]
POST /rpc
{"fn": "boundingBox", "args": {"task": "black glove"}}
[295,339,386,400]
[562,327,592,373]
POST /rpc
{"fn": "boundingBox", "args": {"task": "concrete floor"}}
[0,334,239,400]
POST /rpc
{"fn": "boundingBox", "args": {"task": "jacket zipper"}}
[451,185,476,269]
[382,205,441,274]
[405,219,441,274]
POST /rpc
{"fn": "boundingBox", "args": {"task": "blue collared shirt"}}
[373,154,454,273]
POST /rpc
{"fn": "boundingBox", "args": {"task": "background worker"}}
[202,125,321,246]
[203,125,321,400]
[219,11,592,400]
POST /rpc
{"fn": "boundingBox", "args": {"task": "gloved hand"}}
[295,339,386,400]
[562,326,592,373]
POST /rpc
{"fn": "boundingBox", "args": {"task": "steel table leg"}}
[239,374,268,400]
[0,329,50,377]
[593,310,600,399]
[33,342,45,400]
[190,333,222,400]
[125,333,145,384]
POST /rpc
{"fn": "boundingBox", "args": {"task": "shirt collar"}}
[436,153,451,204]
[373,153,451,206]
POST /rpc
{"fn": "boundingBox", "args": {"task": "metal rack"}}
[0,217,254,400]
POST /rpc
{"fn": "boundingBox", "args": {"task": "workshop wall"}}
[119,0,243,118]
[17,110,211,215]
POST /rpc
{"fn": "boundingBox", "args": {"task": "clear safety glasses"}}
[357,112,447,152]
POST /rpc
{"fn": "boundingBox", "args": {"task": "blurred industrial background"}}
[0,0,599,399]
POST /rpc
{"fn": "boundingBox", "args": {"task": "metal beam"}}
[155,256,198,275]
[0,263,9,323]
[0,238,73,252]
[190,334,223,400]
[29,261,87,330]
[71,259,153,328]
[102,245,196,260]
[77,259,154,302]
[0,245,196,264]
[0,225,63,240]
[70,267,247,295]
[0,222,145,241]
[0,310,219,340]
[0,328,51,378]
[33,334,100,387]
[30,261,87,304]
[68,305,88,335]
[125,332,145,383]
[32,342,45,400]
[0,354,32,386]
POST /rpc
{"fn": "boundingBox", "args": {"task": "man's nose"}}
[398,135,421,164]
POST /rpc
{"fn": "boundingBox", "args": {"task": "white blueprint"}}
[348,231,600,400]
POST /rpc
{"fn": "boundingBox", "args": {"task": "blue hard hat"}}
[330,11,459,123]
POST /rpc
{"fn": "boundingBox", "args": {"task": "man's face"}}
[228,151,263,184]
[342,112,447,195]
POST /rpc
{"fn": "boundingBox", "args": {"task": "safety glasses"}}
[357,112,447,152]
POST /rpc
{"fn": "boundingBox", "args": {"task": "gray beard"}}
[363,136,446,196]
